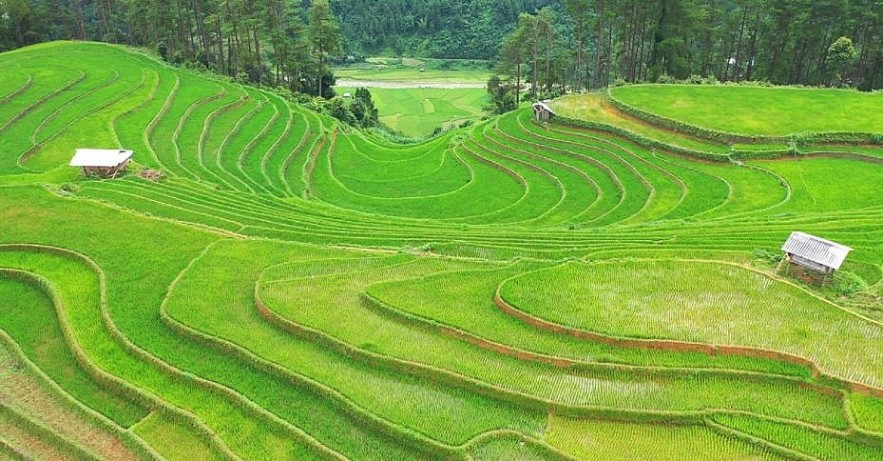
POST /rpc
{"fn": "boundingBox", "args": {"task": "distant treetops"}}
[0,0,344,98]
[486,1,880,115]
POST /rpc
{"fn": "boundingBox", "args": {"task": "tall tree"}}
[497,18,528,107]
[828,36,857,86]
[308,0,342,98]
[564,0,590,92]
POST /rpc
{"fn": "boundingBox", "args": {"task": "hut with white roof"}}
[532,101,555,122]
[781,231,852,284]
[70,149,133,178]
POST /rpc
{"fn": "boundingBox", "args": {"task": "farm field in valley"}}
[336,86,487,137]
[1,41,882,460]
[334,57,490,83]
[335,57,489,137]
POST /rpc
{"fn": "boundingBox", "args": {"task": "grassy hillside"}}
[1,41,882,460]
[610,84,883,136]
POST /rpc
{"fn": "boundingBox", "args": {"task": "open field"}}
[0,42,882,460]
[610,84,883,136]
[335,57,489,137]
[336,86,486,137]
[334,57,490,83]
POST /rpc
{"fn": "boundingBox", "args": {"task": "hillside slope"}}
[0,42,882,460]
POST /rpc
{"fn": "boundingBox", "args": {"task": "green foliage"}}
[330,0,554,60]
[486,75,518,114]
[832,271,869,297]
[829,36,857,86]
[326,96,355,124]
[752,248,782,265]
[309,0,343,98]
[657,74,678,84]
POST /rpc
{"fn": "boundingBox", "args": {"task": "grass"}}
[365,262,813,375]
[551,93,734,154]
[611,84,883,136]
[546,416,781,460]
[132,412,223,461]
[712,413,883,460]
[0,274,147,427]
[500,260,883,387]
[0,41,882,459]
[337,86,487,137]
[334,58,489,83]
[0,326,145,461]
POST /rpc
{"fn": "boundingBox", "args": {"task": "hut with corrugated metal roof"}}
[532,101,555,122]
[70,149,133,178]
[781,231,852,284]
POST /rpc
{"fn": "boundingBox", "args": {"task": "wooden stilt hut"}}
[70,149,133,178]
[781,231,852,285]
[532,101,555,122]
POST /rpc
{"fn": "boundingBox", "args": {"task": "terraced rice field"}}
[1,41,882,460]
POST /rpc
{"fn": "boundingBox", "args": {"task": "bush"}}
[59,183,79,194]
[832,271,868,297]
[752,248,782,265]
[326,96,355,125]
[657,74,677,84]
[685,74,704,85]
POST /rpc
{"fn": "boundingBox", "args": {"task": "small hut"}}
[781,231,852,284]
[70,149,133,178]
[532,101,555,122]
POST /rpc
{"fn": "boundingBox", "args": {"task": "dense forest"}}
[489,0,883,108]
[2,0,883,93]
[0,0,345,96]
[555,0,883,91]
[331,0,553,59]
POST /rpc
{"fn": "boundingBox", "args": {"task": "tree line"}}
[489,0,883,111]
[331,0,554,60]
[0,0,344,96]
[0,0,552,89]
[3,0,883,98]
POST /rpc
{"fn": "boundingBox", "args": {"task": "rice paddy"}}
[1,41,882,460]
[335,86,487,137]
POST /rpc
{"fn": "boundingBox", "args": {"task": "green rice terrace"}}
[2,41,883,460]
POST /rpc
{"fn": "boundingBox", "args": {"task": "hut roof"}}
[781,231,852,271]
[532,101,555,114]
[70,149,133,168]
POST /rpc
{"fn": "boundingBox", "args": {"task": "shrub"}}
[752,248,782,265]
[831,271,868,297]
[657,74,677,84]
[685,74,704,85]
[59,183,79,194]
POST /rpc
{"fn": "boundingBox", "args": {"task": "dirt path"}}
[335,78,486,89]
